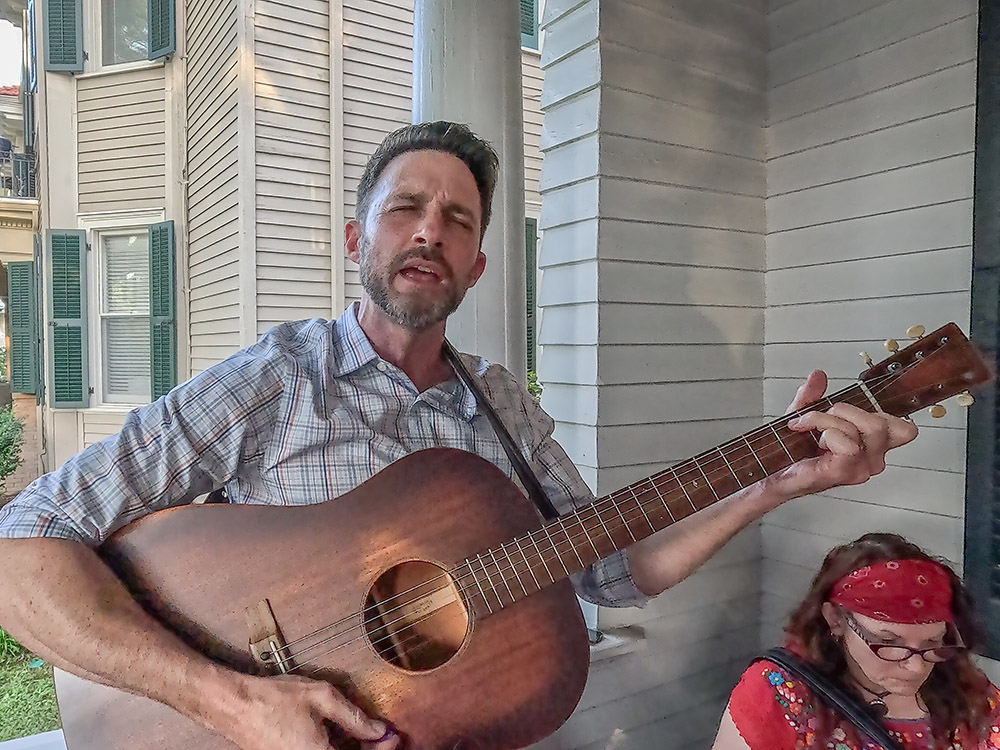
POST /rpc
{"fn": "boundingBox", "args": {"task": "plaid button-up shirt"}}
[0,304,647,608]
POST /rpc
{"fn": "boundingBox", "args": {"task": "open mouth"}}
[398,263,444,283]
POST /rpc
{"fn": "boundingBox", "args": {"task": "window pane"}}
[102,317,150,403]
[102,233,149,315]
[102,0,148,65]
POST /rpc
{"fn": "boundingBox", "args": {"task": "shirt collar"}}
[329,303,485,422]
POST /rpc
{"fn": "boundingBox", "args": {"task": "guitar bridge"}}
[245,599,292,675]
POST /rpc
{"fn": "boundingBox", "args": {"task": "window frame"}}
[80,210,163,409]
[84,0,150,73]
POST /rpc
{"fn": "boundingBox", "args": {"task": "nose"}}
[898,652,930,674]
[413,206,445,247]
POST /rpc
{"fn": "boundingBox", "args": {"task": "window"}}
[98,230,150,404]
[101,0,147,65]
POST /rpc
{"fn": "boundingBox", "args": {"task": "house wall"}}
[536,1,766,747]
[186,0,244,371]
[77,67,167,214]
[761,0,981,652]
[254,0,335,333]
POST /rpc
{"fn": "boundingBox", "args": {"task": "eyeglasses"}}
[842,610,966,663]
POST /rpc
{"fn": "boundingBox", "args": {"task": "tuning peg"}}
[884,339,900,353]
[906,325,926,339]
[929,405,947,418]
[859,352,873,367]
[956,392,975,407]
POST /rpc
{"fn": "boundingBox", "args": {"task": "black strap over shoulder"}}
[754,648,904,750]
[443,340,561,521]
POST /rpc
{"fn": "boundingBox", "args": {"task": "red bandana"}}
[828,559,953,624]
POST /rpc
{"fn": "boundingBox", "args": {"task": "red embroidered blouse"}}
[728,660,1000,750]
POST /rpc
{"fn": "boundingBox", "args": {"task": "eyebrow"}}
[386,191,477,220]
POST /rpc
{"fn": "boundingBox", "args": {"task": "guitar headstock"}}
[859,323,993,418]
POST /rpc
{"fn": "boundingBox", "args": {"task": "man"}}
[0,122,916,749]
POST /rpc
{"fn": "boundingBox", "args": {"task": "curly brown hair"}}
[784,532,993,745]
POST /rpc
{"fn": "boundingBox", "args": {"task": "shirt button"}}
[376,362,387,372]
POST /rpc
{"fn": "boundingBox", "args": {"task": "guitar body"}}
[55,448,590,750]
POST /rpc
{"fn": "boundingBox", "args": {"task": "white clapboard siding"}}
[82,411,129,448]
[255,0,333,332]
[535,2,767,748]
[761,0,980,647]
[77,67,166,214]
[341,0,414,307]
[187,0,242,372]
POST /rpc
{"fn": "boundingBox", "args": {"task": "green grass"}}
[0,630,61,742]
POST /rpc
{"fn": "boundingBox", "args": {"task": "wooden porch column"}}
[412,0,527,377]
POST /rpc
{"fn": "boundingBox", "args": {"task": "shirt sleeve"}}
[482,364,650,608]
[726,660,801,750]
[0,339,287,546]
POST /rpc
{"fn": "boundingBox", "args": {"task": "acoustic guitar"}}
[54,323,991,750]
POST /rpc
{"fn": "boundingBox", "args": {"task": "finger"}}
[826,404,889,474]
[362,726,402,750]
[788,411,862,447]
[814,427,864,458]
[314,686,388,742]
[785,370,828,414]
[885,414,919,448]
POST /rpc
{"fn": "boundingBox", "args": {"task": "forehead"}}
[376,150,480,206]
[853,611,947,640]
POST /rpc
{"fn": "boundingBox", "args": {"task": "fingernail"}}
[374,723,397,743]
[788,417,800,428]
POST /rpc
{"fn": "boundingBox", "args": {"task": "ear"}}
[345,220,363,264]
[822,602,843,637]
[465,251,487,289]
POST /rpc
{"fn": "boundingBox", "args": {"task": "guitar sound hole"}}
[363,561,469,672]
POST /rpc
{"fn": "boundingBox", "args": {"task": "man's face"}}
[347,150,487,330]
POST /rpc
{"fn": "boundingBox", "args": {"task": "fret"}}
[630,484,658,532]
[558,517,586,568]
[488,549,516,604]
[465,558,493,614]
[574,514,601,558]
[769,422,795,463]
[526,531,554,583]
[544,525,570,576]
[669,467,696,511]
[694,461,721,501]
[742,436,767,476]
[513,537,540,590]
[592,500,623,547]
[500,545,529,597]
[717,448,744,488]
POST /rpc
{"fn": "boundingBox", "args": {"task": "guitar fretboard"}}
[458,383,878,616]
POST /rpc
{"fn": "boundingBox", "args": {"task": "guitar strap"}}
[753,648,904,750]
[443,340,561,522]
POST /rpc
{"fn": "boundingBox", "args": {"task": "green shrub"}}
[0,406,23,483]
[527,370,543,400]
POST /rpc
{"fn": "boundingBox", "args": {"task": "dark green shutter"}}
[47,230,89,408]
[9,262,38,395]
[520,0,538,50]
[149,221,176,399]
[147,0,176,59]
[525,217,538,372]
[43,0,83,72]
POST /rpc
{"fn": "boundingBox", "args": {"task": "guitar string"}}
[271,356,950,671]
[269,362,930,668]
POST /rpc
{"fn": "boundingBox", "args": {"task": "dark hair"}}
[355,121,500,237]
[785,532,993,744]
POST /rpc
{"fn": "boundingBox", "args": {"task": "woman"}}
[713,533,1000,750]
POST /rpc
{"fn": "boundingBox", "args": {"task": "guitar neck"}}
[460,381,878,615]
